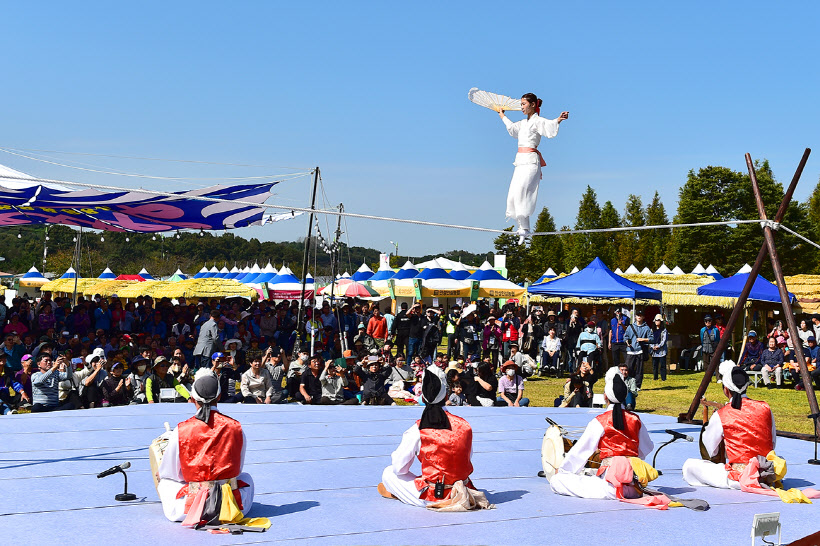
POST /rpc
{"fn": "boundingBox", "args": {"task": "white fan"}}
[468,87,522,112]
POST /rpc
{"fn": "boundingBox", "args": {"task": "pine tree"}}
[599,201,622,270]
[564,186,602,272]
[529,206,563,280]
[643,191,670,270]
[493,227,529,283]
[619,194,645,269]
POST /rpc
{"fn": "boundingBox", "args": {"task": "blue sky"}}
[2,1,820,260]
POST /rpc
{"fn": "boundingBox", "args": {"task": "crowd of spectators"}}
[0,291,682,415]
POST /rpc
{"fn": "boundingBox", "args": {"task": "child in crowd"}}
[619,364,638,410]
[446,380,467,406]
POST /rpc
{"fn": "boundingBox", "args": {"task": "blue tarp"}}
[697,273,794,303]
[527,257,662,300]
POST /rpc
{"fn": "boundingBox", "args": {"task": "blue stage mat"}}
[2,405,818,544]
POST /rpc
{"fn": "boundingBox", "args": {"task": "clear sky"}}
[2,1,820,260]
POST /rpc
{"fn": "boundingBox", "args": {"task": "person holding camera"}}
[445,306,461,359]
[262,346,289,403]
[482,316,503,369]
[623,310,651,389]
[319,358,358,405]
[31,353,75,412]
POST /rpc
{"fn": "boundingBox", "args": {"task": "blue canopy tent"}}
[527,258,662,301]
[697,273,794,303]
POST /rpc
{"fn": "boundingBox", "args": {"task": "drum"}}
[148,422,172,491]
[540,417,600,480]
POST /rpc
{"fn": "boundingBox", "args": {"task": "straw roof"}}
[621,273,741,308]
[115,280,167,299]
[41,278,98,294]
[82,280,139,297]
[150,278,258,300]
[784,275,820,312]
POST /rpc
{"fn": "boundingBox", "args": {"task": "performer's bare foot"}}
[377,482,397,500]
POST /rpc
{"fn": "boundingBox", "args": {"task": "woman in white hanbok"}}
[499,94,568,243]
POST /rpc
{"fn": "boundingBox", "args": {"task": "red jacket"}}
[414,415,474,501]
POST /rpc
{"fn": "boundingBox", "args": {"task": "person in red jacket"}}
[366,308,388,349]
[550,366,654,499]
[156,368,257,526]
[682,360,776,489]
[378,365,490,508]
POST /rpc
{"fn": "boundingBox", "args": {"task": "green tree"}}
[493,227,529,283]
[599,201,622,270]
[642,191,670,270]
[619,194,645,269]
[564,186,602,272]
[528,206,563,280]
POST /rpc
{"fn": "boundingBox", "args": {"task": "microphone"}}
[665,429,694,442]
[97,461,131,479]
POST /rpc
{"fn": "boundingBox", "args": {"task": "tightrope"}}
[0,173,771,237]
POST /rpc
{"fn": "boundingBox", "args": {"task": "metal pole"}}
[296,168,320,354]
[746,152,819,420]
[329,204,344,350]
[72,227,82,307]
[681,148,811,422]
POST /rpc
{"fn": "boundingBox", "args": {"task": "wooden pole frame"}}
[680,148,815,424]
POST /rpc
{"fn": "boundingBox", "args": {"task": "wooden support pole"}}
[681,148,811,423]
[746,152,820,421]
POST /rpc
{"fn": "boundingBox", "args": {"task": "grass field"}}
[524,369,818,435]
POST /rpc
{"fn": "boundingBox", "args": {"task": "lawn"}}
[524,369,818,435]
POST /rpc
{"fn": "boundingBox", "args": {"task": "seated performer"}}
[550,367,654,499]
[682,360,776,490]
[156,368,258,526]
[378,365,492,510]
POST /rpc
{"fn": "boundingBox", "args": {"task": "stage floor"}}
[3,404,819,545]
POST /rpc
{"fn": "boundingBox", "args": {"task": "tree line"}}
[495,160,820,284]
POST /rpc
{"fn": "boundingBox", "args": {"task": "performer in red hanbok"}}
[156,368,260,527]
[683,360,777,490]
[378,365,493,510]
[550,367,654,500]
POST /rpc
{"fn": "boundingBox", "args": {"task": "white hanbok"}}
[501,113,560,233]
[549,406,653,500]
[681,397,777,490]
[156,410,255,521]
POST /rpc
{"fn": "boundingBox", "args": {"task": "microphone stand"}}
[651,436,683,476]
[113,468,137,501]
[809,413,820,465]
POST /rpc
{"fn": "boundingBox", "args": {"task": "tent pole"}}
[746,152,819,421]
[296,167,320,355]
[330,203,343,351]
[72,227,82,307]
[681,148,810,423]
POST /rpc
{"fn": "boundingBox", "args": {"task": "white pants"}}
[381,466,429,507]
[682,459,741,490]
[157,472,256,521]
[550,469,641,500]
[762,366,782,386]
[506,163,540,231]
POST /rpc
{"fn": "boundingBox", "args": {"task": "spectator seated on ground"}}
[100,361,129,407]
[619,364,638,410]
[319,358,358,405]
[298,354,323,405]
[446,379,468,406]
[355,356,394,405]
[146,356,190,403]
[219,352,247,403]
[240,353,275,404]
[496,361,529,407]
[0,359,29,414]
[31,353,75,412]
[127,355,152,404]
[14,354,33,403]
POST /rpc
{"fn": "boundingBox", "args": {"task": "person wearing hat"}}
[354,355,394,405]
[127,355,152,404]
[353,322,377,354]
[550,366,654,499]
[455,305,480,361]
[0,355,28,414]
[482,316,503,368]
[576,321,602,370]
[419,308,442,361]
[2,333,25,372]
[650,314,668,381]
[146,356,190,404]
[100,361,129,407]
[497,361,529,406]
[682,360,776,490]
[378,365,491,509]
[699,315,720,372]
[155,368,264,528]
[738,330,763,371]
